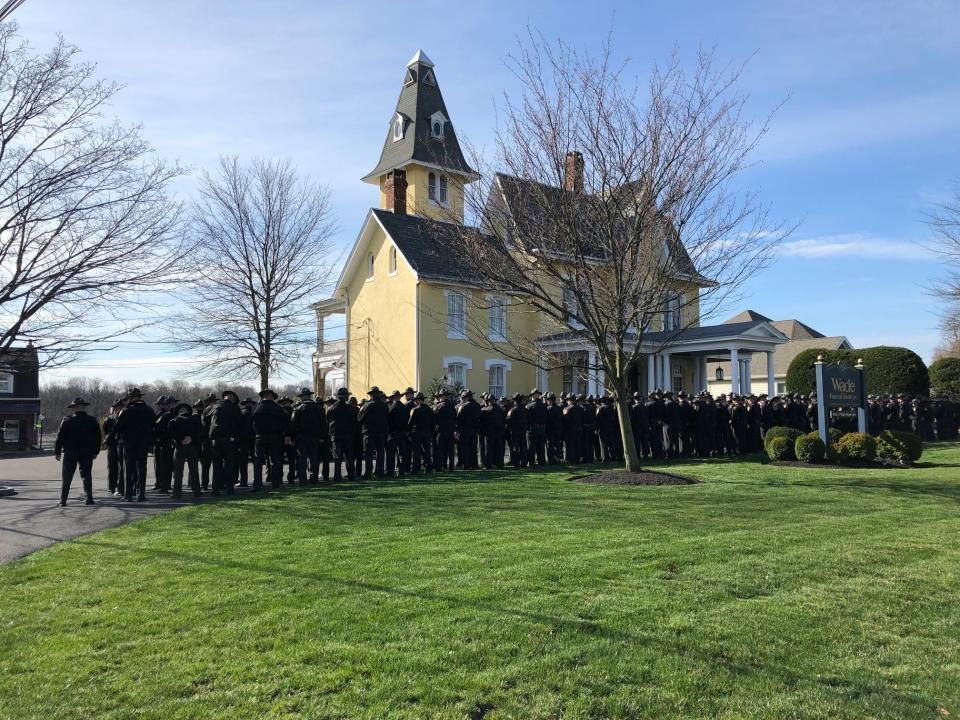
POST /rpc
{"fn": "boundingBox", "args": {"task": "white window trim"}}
[561,278,583,330]
[388,245,398,276]
[486,294,508,342]
[484,358,512,371]
[393,113,404,142]
[366,252,375,282]
[428,172,450,208]
[429,111,447,139]
[444,289,467,340]
[443,356,473,370]
[0,372,12,393]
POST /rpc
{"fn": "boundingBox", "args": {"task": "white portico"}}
[537,319,789,397]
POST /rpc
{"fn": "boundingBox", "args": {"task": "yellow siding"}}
[346,227,418,393]
[417,284,538,395]
[377,163,465,223]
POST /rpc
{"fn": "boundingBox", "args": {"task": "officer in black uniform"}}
[596,396,619,462]
[645,392,664,459]
[662,391,681,459]
[252,388,289,490]
[328,387,357,481]
[561,393,583,463]
[386,390,410,477]
[480,393,505,469]
[630,392,650,459]
[209,390,242,496]
[236,398,256,487]
[169,401,203,498]
[358,387,389,478]
[199,393,216,490]
[433,390,457,471]
[506,393,528,467]
[116,387,155,502]
[54,397,101,506]
[292,388,324,485]
[544,392,564,464]
[456,389,482,470]
[525,389,548,467]
[408,391,435,473]
[102,398,125,497]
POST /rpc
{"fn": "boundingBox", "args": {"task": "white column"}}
[743,357,752,395]
[700,355,709,393]
[766,350,776,396]
[730,347,740,395]
[692,355,700,393]
[316,310,325,353]
[647,354,656,393]
[663,352,671,392]
[597,366,605,395]
[587,350,597,395]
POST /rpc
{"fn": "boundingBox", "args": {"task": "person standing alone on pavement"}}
[54,398,102,506]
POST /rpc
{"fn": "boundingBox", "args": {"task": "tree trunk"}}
[259,358,269,392]
[615,395,642,472]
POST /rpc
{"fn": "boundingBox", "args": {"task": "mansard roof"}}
[362,52,475,183]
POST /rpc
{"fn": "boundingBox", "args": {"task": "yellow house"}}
[313,51,789,399]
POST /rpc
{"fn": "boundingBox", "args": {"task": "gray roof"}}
[539,320,778,345]
[363,54,474,182]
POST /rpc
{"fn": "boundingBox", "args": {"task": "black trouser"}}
[386,433,409,476]
[331,435,355,481]
[547,432,562,464]
[600,431,618,462]
[318,437,330,480]
[254,436,284,489]
[564,434,580,464]
[510,432,528,468]
[581,427,596,463]
[154,442,173,491]
[236,442,252,486]
[363,432,386,477]
[107,444,124,495]
[527,425,547,466]
[458,432,479,470]
[410,430,432,472]
[484,431,504,469]
[211,436,237,494]
[285,444,297,483]
[648,424,663,459]
[435,432,455,471]
[296,436,319,485]
[173,444,200,496]
[200,441,211,489]
[124,447,149,500]
[61,451,94,503]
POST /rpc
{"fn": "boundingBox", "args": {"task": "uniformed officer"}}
[506,392,528,467]
[209,390,243,495]
[252,388,289,490]
[456,389,482,470]
[525,389,548,466]
[102,398,125,497]
[545,392,564,464]
[169,401,202,498]
[596,396,619,462]
[291,387,324,485]
[328,387,357,481]
[386,390,411,476]
[562,393,583,463]
[358,386,389,478]
[115,388,156,502]
[433,390,457,471]
[408,391,435,473]
[236,397,256,487]
[54,397,102,506]
[480,392,505,469]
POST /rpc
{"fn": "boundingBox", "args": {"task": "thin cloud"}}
[779,234,933,260]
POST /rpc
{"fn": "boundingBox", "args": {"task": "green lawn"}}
[2,447,960,720]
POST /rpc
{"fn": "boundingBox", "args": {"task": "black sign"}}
[821,365,863,408]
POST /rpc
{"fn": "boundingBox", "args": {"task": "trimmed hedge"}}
[784,346,929,396]
[929,357,960,397]
[876,429,923,465]
[834,432,877,462]
[766,436,794,461]
[764,426,802,450]
[794,432,826,463]
[826,427,843,446]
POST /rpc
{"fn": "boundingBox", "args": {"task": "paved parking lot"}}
[0,454,220,564]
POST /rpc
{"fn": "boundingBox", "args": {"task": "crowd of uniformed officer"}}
[54,383,957,505]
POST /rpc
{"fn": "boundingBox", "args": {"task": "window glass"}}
[428,172,437,200]
[488,297,506,339]
[389,246,397,274]
[438,175,448,204]
[447,292,466,336]
[488,365,505,398]
[0,373,12,393]
[447,363,466,388]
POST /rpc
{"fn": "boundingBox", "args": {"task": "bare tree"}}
[440,36,787,472]
[0,23,184,367]
[927,183,960,351]
[173,156,337,390]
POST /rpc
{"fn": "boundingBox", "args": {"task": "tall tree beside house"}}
[446,37,787,472]
[0,23,183,367]
[173,156,337,390]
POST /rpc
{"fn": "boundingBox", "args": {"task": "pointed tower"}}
[363,50,476,222]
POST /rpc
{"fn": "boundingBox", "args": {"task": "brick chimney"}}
[564,151,584,193]
[384,169,408,214]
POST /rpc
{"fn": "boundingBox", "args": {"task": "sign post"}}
[814,355,867,445]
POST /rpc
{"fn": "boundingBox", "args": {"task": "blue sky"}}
[15,0,960,382]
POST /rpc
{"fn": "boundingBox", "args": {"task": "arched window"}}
[367,252,374,280]
[428,172,437,201]
[393,116,403,141]
[438,175,448,204]
[432,119,443,138]
[715,367,724,382]
[389,246,398,274]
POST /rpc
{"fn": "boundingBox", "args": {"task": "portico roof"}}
[538,319,789,353]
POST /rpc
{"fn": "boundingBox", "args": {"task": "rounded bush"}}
[795,432,826,463]
[764,426,802,450]
[929,357,960,397]
[835,432,877,462]
[766,436,795,461]
[785,346,929,396]
[876,429,923,465]
[826,427,843,446]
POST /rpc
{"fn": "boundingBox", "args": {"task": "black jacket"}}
[102,415,119,447]
[433,400,456,433]
[387,400,411,434]
[525,399,547,426]
[169,413,203,447]
[209,399,243,440]
[506,404,528,434]
[456,399,482,434]
[409,403,436,433]
[358,398,390,435]
[115,401,156,450]
[328,399,358,438]
[252,399,290,438]
[292,400,326,439]
[55,412,101,456]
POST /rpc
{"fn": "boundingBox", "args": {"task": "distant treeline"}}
[40,377,313,424]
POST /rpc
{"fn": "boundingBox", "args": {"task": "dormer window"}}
[393,114,405,142]
[429,110,447,140]
[428,172,448,205]
[438,175,448,204]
